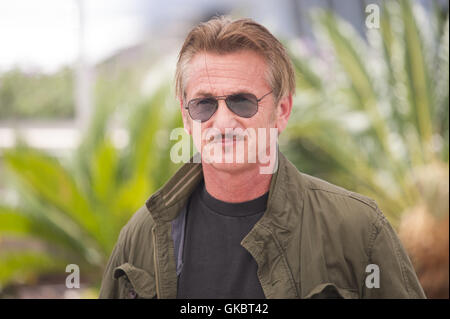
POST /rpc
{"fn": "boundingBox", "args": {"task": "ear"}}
[275,94,293,134]
[180,98,192,135]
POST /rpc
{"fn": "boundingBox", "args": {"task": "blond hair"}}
[175,16,296,104]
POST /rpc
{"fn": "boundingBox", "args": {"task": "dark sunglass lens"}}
[226,94,258,118]
[189,98,217,122]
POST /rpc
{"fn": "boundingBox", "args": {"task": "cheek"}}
[269,104,278,123]
[181,109,190,127]
[253,107,277,128]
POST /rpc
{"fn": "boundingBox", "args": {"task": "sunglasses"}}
[184,90,273,122]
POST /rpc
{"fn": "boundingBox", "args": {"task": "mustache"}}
[205,132,246,143]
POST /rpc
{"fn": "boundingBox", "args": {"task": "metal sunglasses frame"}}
[184,90,273,122]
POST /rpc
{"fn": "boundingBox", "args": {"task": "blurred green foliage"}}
[0,67,74,119]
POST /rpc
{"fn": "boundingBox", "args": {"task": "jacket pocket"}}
[113,263,156,299]
[304,283,359,299]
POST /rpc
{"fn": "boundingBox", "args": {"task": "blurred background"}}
[0,0,448,299]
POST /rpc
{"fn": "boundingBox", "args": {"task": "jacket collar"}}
[146,155,203,223]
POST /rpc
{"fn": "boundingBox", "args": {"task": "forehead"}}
[185,50,270,97]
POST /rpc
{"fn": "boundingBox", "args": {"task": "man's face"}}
[181,50,291,173]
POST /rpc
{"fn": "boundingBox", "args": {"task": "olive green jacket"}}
[99,151,426,299]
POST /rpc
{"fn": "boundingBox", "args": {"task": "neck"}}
[202,163,273,203]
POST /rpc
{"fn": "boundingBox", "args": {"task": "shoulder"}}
[302,171,379,214]
[281,154,384,236]
[299,171,388,256]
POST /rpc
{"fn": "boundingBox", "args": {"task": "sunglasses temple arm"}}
[257,90,273,102]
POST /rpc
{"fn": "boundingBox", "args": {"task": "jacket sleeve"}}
[362,209,426,298]
[98,232,126,299]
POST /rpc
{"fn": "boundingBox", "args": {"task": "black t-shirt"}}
[176,180,268,299]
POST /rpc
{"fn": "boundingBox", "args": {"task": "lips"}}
[206,134,244,144]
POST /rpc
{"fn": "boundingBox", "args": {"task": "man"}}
[99,16,425,299]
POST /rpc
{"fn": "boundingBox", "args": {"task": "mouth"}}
[207,135,245,145]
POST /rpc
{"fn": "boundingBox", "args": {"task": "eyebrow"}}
[190,90,253,99]
[193,91,213,98]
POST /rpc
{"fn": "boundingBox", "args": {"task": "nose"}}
[210,99,238,130]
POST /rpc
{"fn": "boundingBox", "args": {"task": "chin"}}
[207,160,254,174]
[202,141,248,167]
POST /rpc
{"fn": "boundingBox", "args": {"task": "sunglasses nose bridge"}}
[213,97,238,123]
[216,96,230,111]
[216,96,227,104]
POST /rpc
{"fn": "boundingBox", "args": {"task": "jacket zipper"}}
[152,226,161,298]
